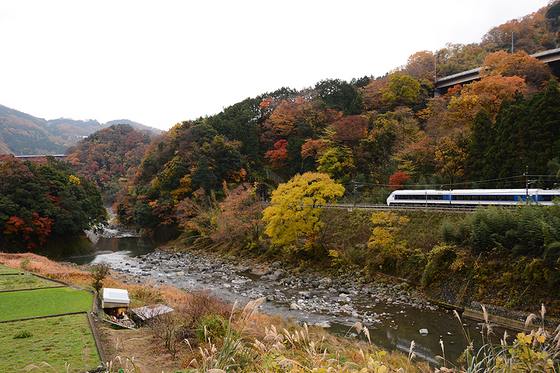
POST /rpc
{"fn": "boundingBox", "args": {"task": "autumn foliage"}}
[262,172,345,247]
[0,155,106,254]
[42,1,560,246]
[389,172,410,191]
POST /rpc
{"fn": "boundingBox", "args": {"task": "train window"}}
[395,195,425,200]
[395,194,444,201]
[541,195,560,201]
[427,195,443,200]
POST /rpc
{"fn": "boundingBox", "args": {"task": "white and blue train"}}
[386,188,560,207]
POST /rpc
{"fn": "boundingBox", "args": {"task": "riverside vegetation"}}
[0,244,559,373]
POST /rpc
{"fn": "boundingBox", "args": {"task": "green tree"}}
[262,172,345,246]
[465,109,495,182]
[0,155,106,254]
[381,73,423,107]
[191,155,217,192]
[317,146,355,182]
[315,78,360,114]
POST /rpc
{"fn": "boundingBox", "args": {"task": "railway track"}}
[329,203,481,213]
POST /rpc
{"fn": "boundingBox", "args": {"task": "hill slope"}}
[0,104,161,155]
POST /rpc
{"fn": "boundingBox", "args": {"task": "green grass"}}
[0,265,24,274]
[0,287,93,321]
[0,314,102,372]
[0,274,62,291]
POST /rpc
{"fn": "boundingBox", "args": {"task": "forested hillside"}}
[103,1,560,241]
[66,124,156,203]
[0,155,106,256]
[0,104,161,156]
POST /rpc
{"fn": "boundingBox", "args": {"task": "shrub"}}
[20,258,31,271]
[13,331,32,339]
[470,220,495,253]
[147,312,183,358]
[89,262,110,292]
[195,314,229,345]
[421,245,456,287]
[440,219,459,245]
[179,290,230,332]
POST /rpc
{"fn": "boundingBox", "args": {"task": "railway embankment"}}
[260,207,560,329]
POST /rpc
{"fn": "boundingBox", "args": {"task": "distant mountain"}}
[0,104,162,155]
[105,119,163,134]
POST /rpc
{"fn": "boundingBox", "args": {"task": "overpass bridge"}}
[434,47,560,95]
[14,154,68,163]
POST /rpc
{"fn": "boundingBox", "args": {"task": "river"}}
[68,231,514,367]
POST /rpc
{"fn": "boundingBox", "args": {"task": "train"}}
[386,188,560,207]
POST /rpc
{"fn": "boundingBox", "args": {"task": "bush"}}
[421,245,456,287]
[90,262,110,293]
[20,258,31,271]
[179,290,230,332]
[440,219,459,245]
[195,314,229,345]
[470,220,495,253]
[13,331,32,339]
[147,313,183,358]
[543,241,560,267]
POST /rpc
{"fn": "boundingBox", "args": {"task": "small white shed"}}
[102,288,130,309]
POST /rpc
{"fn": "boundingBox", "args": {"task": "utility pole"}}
[525,165,529,204]
[511,31,515,54]
[434,52,437,82]
[352,179,356,207]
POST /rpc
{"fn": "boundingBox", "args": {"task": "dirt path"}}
[95,318,185,373]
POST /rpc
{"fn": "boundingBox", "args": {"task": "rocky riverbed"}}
[105,248,439,328]
[89,246,510,364]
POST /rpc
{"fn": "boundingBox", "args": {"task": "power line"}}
[342,174,559,190]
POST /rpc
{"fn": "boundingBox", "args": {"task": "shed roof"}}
[102,288,130,304]
[132,304,174,321]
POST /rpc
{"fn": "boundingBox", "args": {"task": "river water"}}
[69,231,514,367]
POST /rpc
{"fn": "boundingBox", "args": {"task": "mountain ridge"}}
[0,103,162,155]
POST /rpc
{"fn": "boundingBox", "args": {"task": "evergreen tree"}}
[191,155,217,192]
[466,109,495,183]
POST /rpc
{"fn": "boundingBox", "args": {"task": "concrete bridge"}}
[14,154,68,162]
[434,47,560,95]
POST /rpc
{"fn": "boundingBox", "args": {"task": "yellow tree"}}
[368,211,410,268]
[317,146,355,182]
[262,172,345,246]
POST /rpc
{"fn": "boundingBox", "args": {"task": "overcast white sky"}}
[0,0,552,130]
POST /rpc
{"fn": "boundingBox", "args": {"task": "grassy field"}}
[0,314,102,372]
[0,274,62,291]
[0,287,93,321]
[0,264,24,274]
